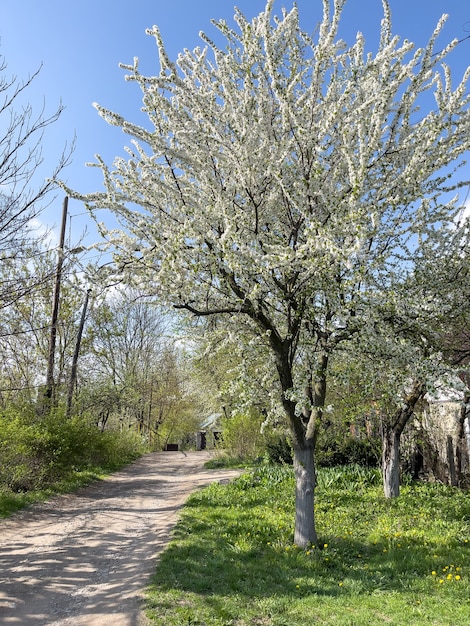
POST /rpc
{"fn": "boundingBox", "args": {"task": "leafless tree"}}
[0,54,73,309]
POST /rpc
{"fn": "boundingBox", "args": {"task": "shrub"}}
[316,435,380,468]
[219,411,265,461]
[0,403,145,493]
[264,434,293,464]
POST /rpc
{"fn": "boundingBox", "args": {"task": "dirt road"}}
[0,451,242,626]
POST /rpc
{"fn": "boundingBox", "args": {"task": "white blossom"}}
[61,0,469,469]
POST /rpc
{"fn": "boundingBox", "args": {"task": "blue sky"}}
[1,0,469,247]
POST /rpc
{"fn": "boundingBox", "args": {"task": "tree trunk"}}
[382,427,401,498]
[272,343,326,548]
[293,444,317,548]
[381,380,424,499]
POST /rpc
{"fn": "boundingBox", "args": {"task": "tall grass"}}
[145,463,470,625]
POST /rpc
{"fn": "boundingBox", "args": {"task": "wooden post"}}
[45,196,68,403]
[66,288,92,416]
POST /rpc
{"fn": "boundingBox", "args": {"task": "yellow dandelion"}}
[455,575,461,581]
[432,571,437,576]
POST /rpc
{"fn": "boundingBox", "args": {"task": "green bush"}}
[0,403,145,493]
[316,435,380,468]
[220,411,265,461]
[264,434,293,464]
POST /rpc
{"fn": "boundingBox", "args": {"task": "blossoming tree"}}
[67,0,470,546]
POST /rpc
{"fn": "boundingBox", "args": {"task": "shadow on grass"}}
[149,477,470,607]
[155,537,439,592]
[151,541,339,599]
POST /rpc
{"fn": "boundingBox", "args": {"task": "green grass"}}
[145,464,470,625]
[204,454,254,470]
[0,458,149,518]
[0,465,121,517]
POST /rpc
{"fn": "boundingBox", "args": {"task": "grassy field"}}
[145,464,470,626]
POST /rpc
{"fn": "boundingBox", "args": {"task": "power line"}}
[0,325,50,338]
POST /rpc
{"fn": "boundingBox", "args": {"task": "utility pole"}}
[45,196,68,403]
[66,287,92,416]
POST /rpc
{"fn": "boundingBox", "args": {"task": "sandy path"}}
[0,451,242,626]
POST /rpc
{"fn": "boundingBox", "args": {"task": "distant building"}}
[196,413,223,450]
[416,385,470,486]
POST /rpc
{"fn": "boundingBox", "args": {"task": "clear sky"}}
[1,0,469,247]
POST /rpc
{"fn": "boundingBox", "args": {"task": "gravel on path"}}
[0,451,242,626]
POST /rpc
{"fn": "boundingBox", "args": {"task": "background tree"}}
[377,206,470,495]
[190,319,279,420]
[0,55,72,309]
[0,250,92,405]
[67,1,470,546]
[81,289,200,446]
[190,322,289,461]
[314,355,382,468]
[335,230,470,499]
[0,54,74,407]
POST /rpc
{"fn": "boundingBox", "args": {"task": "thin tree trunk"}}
[464,417,470,465]
[381,379,424,499]
[382,428,401,498]
[293,444,317,548]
